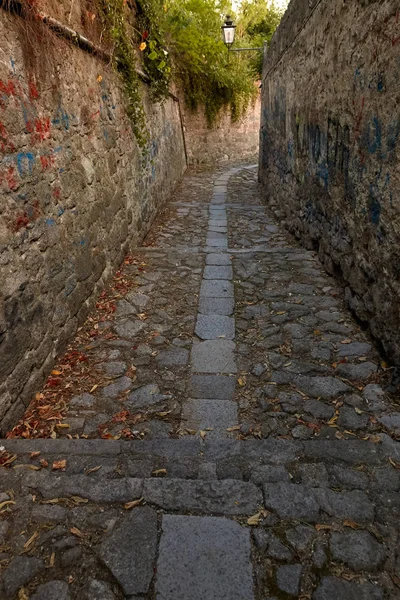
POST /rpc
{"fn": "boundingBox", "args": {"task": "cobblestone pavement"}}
[1,164,400,599]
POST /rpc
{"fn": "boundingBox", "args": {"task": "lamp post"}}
[221,15,265,61]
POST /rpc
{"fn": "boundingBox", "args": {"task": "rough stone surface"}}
[156,515,254,599]
[330,530,386,571]
[198,297,235,316]
[195,314,235,340]
[259,0,400,364]
[99,507,157,596]
[1,556,44,597]
[276,565,302,596]
[313,577,383,600]
[143,479,262,514]
[190,375,236,400]
[181,399,238,436]
[263,483,320,521]
[200,279,234,298]
[191,340,237,373]
[31,581,70,600]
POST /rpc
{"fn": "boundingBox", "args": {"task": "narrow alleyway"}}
[1,164,399,599]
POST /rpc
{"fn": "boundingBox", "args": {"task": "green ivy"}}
[136,0,172,100]
[96,0,149,147]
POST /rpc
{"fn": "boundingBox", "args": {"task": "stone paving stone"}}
[206,253,231,265]
[127,383,171,409]
[99,507,157,596]
[143,479,262,513]
[195,314,235,340]
[181,399,238,436]
[263,483,320,521]
[113,319,146,339]
[156,515,254,600]
[83,580,116,600]
[23,472,143,502]
[69,393,95,408]
[204,265,233,280]
[102,376,132,398]
[313,488,374,522]
[198,297,235,316]
[335,361,378,380]
[276,564,303,596]
[1,556,44,597]
[209,220,228,228]
[192,340,237,373]
[313,576,383,599]
[200,279,234,298]
[329,530,386,571]
[190,374,236,399]
[294,375,350,398]
[206,237,228,248]
[156,347,189,366]
[31,581,70,600]
[337,341,372,357]
[209,225,228,233]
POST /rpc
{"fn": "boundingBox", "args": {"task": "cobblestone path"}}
[1,164,400,599]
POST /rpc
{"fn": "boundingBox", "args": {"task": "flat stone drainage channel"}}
[182,167,243,438]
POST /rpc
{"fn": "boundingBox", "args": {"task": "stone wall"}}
[182,91,261,165]
[0,8,186,431]
[259,0,400,363]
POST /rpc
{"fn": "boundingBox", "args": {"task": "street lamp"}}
[221,15,236,49]
[221,15,265,59]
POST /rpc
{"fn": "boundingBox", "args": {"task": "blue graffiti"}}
[365,117,382,154]
[52,102,70,130]
[17,152,35,176]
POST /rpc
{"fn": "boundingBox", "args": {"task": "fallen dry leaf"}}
[152,468,167,476]
[200,430,207,440]
[30,451,41,458]
[340,338,352,344]
[124,497,144,510]
[23,531,39,550]
[39,459,49,468]
[343,520,360,529]
[226,425,241,432]
[247,512,262,526]
[52,460,67,471]
[389,457,400,470]
[85,466,102,475]
[0,500,15,511]
[70,527,86,538]
[315,524,333,531]
[49,552,55,567]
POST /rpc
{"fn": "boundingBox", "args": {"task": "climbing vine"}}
[96,0,149,147]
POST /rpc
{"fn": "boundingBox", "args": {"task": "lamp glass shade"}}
[222,17,236,46]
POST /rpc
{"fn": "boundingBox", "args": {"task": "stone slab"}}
[144,478,262,514]
[195,314,235,340]
[200,279,234,298]
[156,347,189,367]
[198,297,235,316]
[206,253,232,265]
[190,375,236,399]
[204,265,233,280]
[181,399,238,436]
[209,220,228,228]
[206,237,228,248]
[23,473,143,503]
[192,340,237,373]
[156,515,254,600]
[113,319,146,339]
[99,506,157,596]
